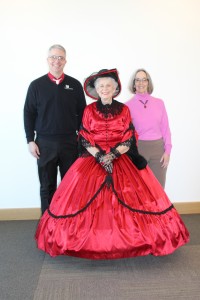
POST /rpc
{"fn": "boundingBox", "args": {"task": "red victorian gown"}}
[35,100,189,259]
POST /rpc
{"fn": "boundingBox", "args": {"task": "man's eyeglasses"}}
[135,78,148,83]
[48,55,65,61]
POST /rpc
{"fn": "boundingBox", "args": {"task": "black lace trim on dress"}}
[78,123,92,157]
[48,175,111,219]
[96,100,124,118]
[81,136,92,149]
[78,135,105,158]
[114,137,133,149]
[125,122,135,135]
[113,123,135,149]
[47,175,174,219]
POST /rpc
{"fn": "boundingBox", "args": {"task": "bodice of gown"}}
[79,101,132,153]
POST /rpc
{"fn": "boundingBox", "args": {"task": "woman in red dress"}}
[35,68,189,259]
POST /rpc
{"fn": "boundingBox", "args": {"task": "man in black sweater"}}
[24,44,86,214]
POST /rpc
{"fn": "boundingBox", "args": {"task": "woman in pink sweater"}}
[126,69,172,188]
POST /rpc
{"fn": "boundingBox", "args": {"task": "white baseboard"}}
[0,202,200,221]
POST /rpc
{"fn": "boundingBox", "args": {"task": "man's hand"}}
[28,141,40,159]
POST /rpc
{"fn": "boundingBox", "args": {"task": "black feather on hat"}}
[84,68,121,100]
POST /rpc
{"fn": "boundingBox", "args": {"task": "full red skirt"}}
[35,155,189,259]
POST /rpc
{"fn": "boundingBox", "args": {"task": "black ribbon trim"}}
[48,178,108,219]
[48,175,174,219]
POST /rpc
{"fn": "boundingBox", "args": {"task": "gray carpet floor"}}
[0,214,200,300]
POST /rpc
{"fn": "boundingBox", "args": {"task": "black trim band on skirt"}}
[48,175,174,219]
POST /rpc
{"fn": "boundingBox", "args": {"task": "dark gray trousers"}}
[36,137,78,214]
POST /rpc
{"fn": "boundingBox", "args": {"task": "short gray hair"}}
[48,44,66,57]
[94,77,118,90]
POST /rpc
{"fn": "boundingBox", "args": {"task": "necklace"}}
[139,100,148,108]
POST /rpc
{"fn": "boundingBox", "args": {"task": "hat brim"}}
[84,68,121,100]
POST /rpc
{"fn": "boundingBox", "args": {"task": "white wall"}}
[0,0,199,208]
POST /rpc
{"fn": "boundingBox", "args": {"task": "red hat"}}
[84,68,121,100]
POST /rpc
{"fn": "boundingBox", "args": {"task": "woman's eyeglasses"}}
[135,78,148,83]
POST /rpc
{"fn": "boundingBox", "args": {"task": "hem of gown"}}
[36,239,189,260]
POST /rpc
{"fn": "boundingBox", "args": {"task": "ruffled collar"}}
[96,99,123,118]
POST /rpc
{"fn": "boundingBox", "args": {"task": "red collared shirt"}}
[48,72,65,85]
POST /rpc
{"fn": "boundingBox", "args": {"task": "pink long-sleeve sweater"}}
[126,93,172,154]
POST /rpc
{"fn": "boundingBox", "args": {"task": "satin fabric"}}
[35,102,189,259]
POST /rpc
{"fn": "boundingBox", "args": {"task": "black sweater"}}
[24,74,86,142]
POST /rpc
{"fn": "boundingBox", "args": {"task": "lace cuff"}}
[113,137,132,150]
[81,136,93,148]
[110,147,121,158]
